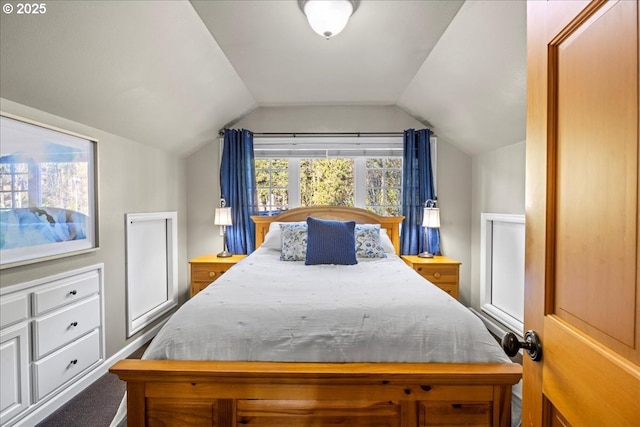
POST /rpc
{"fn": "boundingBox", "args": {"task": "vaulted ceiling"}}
[0,0,526,157]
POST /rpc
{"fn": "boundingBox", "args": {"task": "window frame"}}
[254,136,404,216]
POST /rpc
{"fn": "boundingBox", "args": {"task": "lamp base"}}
[417,252,434,258]
[217,250,232,258]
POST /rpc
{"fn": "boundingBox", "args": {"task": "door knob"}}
[502,330,542,362]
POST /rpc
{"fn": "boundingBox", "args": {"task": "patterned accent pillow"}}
[355,224,387,258]
[280,223,308,261]
[305,217,357,266]
[262,221,306,250]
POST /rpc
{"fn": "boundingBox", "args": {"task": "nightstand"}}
[189,254,247,297]
[401,255,461,300]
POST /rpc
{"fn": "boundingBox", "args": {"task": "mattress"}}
[142,245,511,365]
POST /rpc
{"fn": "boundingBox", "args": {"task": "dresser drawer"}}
[0,293,29,329]
[33,329,101,402]
[33,295,101,359]
[32,271,100,315]
[413,264,458,284]
[191,264,231,282]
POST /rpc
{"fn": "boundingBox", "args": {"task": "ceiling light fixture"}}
[298,0,359,40]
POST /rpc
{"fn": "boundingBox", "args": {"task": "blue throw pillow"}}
[305,217,358,265]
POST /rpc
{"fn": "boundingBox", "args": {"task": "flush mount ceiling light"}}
[298,0,359,39]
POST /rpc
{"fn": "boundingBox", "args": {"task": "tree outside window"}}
[256,157,401,216]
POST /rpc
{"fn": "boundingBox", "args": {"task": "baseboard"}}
[10,319,167,427]
[468,306,511,339]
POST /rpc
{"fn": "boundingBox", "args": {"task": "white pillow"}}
[261,220,396,254]
[261,221,306,250]
[379,228,396,254]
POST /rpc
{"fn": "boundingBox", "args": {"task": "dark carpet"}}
[35,343,148,427]
[35,373,126,427]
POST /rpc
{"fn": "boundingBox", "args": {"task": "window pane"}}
[300,159,354,207]
[366,188,382,206]
[366,158,384,169]
[256,159,289,214]
[271,169,288,187]
[40,162,90,214]
[14,163,29,173]
[366,169,383,187]
[0,163,31,209]
[386,158,402,168]
[255,159,269,169]
[385,169,402,185]
[385,188,401,205]
[271,159,288,169]
[271,189,288,210]
[15,191,28,208]
[365,157,402,216]
[1,174,11,191]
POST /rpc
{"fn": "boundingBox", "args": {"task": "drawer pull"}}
[433,272,441,279]
[69,290,77,296]
[70,321,78,327]
[208,272,216,278]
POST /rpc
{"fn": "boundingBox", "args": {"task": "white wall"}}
[437,138,473,304]
[231,105,426,133]
[0,98,189,358]
[469,140,525,310]
[186,106,474,288]
[186,141,222,259]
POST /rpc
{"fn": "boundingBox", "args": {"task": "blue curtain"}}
[400,128,441,255]
[220,129,257,254]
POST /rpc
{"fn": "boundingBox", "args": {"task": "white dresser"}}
[0,264,105,426]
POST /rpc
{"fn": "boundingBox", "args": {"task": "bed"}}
[110,206,521,427]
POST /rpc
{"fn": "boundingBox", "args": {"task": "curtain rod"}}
[218,130,436,138]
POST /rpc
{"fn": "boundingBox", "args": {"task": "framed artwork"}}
[0,113,99,268]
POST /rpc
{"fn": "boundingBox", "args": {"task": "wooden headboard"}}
[251,206,404,255]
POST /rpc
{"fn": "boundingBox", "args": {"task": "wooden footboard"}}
[110,360,521,427]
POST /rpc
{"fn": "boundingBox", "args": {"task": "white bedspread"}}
[143,247,511,364]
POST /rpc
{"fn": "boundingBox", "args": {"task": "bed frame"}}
[110,206,521,427]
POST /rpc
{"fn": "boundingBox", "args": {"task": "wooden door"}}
[525,1,640,426]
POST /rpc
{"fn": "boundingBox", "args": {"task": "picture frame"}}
[0,112,99,269]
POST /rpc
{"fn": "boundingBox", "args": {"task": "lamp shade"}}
[214,207,233,226]
[422,207,440,228]
[301,0,355,39]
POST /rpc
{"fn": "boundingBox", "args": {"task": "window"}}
[254,137,404,216]
[366,158,402,216]
[300,158,354,207]
[0,162,29,208]
[256,159,289,214]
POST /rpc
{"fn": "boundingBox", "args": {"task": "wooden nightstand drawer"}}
[413,264,458,284]
[189,255,247,298]
[434,283,458,299]
[191,264,230,282]
[401,255,461,301]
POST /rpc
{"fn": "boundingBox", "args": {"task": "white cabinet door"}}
[0,323,30,425]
